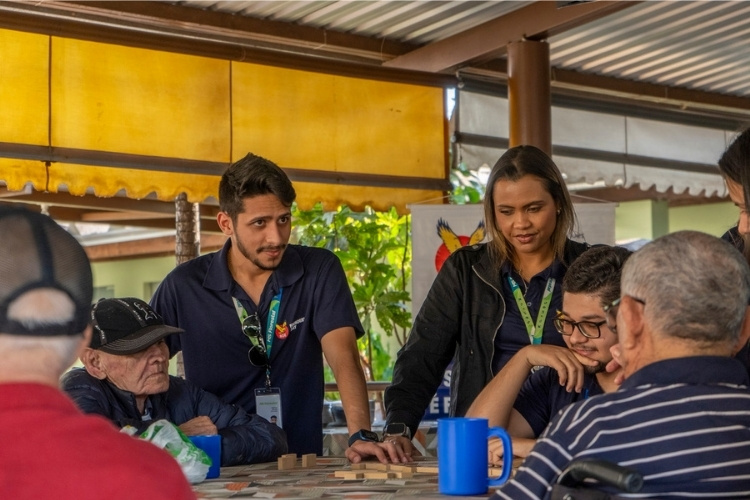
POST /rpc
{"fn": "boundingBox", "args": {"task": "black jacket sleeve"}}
[166,377,288,465]
[384,249,465,437]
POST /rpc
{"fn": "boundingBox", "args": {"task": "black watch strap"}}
[348,429,380,447]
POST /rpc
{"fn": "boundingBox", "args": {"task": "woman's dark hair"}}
[718,127,750,262]
[483,145,576,268]
[219,153,296,222]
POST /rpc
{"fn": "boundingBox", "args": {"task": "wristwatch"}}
[348,429,380,447]
[383,422,411,440]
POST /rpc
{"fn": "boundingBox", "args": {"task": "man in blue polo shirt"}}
[467,246,630,460]
[495,231,750,499]
[150,153,408,463]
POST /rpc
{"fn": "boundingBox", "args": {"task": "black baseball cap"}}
[0,206,93,336]
[89,297,183,355]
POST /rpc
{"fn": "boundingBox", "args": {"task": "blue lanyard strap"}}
[265,289,282,357]
[508,276,555,345]
[233,290,283,387]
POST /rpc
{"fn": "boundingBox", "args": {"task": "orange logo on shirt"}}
[276,322,289,340]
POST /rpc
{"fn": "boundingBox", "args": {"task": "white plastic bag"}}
[138,419,211,484]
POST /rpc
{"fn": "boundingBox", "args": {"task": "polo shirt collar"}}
[204,239,303,292]
[621,356,750,390]
[499,256,564,282]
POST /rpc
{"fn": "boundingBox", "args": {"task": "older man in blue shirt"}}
[495,231,750,499]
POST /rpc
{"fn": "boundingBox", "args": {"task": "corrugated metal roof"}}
[176,0,750,98]
[176,1,527,45]
[548,1,750,97]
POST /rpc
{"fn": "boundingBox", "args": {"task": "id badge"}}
[255,387,283,428]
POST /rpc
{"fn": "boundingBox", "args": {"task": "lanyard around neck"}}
[233,289,283,358]
[508,276,555,345]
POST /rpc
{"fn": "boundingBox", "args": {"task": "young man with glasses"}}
[467,245,631,460]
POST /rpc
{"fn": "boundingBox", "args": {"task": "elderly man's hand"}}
[178,416,218,436]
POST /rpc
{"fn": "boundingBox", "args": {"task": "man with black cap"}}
[0,207,194,499]
[62,297,288,466]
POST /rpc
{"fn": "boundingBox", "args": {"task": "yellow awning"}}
[0,29,448,212]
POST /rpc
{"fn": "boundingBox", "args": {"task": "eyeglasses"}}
[602,296,646,334]
[242,313,268,366]
[554,312,607,339]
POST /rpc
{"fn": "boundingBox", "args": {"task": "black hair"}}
[218,153,296,221]
[562,245,632,308]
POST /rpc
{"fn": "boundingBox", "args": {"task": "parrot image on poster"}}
[434,218,485,272]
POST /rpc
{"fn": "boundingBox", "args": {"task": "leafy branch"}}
[291,204,412,382]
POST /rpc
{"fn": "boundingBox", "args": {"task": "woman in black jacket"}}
[384,145,592,448]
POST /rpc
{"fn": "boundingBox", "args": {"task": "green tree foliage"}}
[450,162,486,204]
[291,204,412,382]
[291,166,484,383]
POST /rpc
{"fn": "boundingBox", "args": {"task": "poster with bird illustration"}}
[410,204,487,318]
[410,201,615,318]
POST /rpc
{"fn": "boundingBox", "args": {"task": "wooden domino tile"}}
[334,470,364,480]
[391,471,413,479]
[301,454,317,468]
[362,471,392,479]
[388,464,416,473]
[277,454,297,470]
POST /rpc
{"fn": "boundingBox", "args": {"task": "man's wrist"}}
[348,429,380,447]
[382,422,411,440]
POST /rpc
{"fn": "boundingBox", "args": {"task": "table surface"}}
[192,455,519,499]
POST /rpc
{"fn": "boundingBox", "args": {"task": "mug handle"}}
[487,427,513,486]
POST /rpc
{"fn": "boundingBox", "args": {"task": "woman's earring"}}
[557,209,561,215]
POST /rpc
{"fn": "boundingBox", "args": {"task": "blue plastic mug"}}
[437,417,512,495]
[189,434,222,479]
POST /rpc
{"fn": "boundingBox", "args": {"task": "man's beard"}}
[584,361,607,375]
[236,238,286,271]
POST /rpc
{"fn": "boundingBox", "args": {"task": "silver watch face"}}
[385,423,408,437]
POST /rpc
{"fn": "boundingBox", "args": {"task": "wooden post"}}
[507,40,552,155]
[174,192,200,378]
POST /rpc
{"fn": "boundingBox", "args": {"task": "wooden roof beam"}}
[13,0,415,62]
[84,233,227,262]
[384,1,639,73]
[462,60,750,118]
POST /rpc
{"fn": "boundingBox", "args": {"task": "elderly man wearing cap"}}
[62,297,288,466]
[0,207,194,499]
